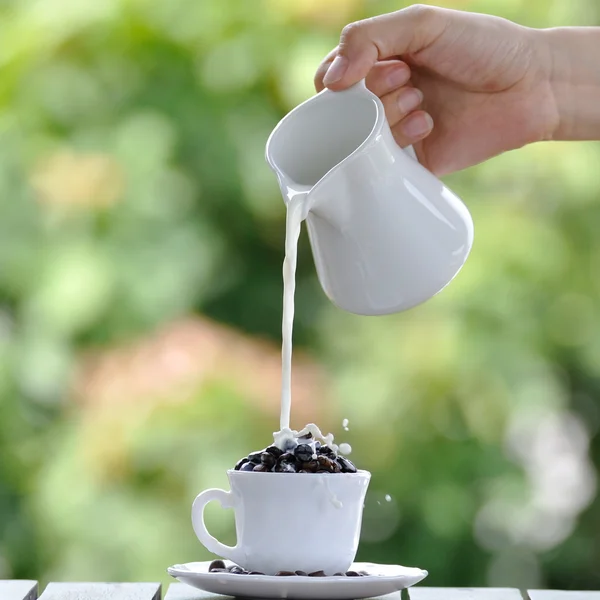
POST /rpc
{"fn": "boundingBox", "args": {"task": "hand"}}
[314,5,557,175]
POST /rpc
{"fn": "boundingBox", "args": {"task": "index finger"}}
[322,5,448,90]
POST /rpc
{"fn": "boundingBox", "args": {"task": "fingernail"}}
[387,66,410,89]
[323,55,349,86]
[397,88,423,114]
[402,112,433,138]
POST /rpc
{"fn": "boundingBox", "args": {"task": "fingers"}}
[390,110,434,148]
[381,86,423,128]
[321,5,448,90]
[364,60,410,96]
[314,47,339,92]
[317,55,411,95]
[365,61,432,146]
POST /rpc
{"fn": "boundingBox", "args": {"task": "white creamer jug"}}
[265,80,474,316]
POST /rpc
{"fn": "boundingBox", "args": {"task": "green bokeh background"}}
[0,0,599,591]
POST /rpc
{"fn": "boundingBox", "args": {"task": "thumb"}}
[322,5,447,89]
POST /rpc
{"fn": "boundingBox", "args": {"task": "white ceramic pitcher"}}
[265,80,474,316]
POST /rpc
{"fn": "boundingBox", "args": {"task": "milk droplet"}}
[385,494,392,502]
[338,443,352,455]
[342,418,349,431]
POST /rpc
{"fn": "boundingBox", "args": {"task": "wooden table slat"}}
[38,583,161,600]
[165,584,222,600]
[409,587,523,599]
[528,592,600,599]
[0,580,38,600]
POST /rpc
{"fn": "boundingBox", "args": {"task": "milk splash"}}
[273,422,351,455]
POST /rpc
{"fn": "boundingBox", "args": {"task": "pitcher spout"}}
[265,81,382,215]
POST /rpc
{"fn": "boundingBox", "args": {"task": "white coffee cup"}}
[192,469,371,575]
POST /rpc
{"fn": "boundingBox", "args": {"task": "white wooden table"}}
[1,581,599,599]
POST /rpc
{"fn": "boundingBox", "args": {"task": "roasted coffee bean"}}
[276,571,296,576]
[275,452,298,472]
[317,456,338,472]
[230,566,245,574]
[249,571,264,575]
[337,456,357,473]
[333,573,344,576]
[279,462,297,473]
[265,445,283,458]
[261,452,276,468]
[308,571,326,577]
[253,464,268,472]
[248,451,263,464]
[240,461,256,472]
[294,444,313,462]
[295,570,308,576]
[318,445,335,457]
[234,458,249,471]
[209,560,227,572]
[345,571,360,577]
[301,460,318,473]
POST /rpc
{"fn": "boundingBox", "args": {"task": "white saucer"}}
[167,560,428,599]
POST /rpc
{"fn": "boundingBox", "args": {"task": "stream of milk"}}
[275,193,351,457]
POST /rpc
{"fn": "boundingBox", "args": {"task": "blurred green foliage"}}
[0,0,599,591]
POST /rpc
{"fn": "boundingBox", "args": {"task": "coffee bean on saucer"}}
[209,560,227,572]
[276,571,296,576]
[345,571,360,577]
[240,462,256,472]
[248,451,263,464]
[260,452,276,469]
[308,571,326,577]
[265,445,283,458]
[295,570,308,576]
[249,571,264,575]
[294,444,313,462]
[253,464,268,472]
[337,456,357,473]
[234,458,249,471]
[333,573,344,576]
[230,566,245,574]
[318,445,335,457]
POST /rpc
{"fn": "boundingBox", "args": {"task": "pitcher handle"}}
[192,488,243,564]
[344,79,419,162]
[403,145,418,161]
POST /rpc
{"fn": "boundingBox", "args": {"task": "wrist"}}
[539,26,600,141]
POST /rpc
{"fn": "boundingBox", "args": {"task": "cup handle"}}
[192,488,242,564]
